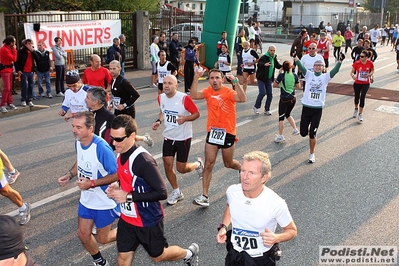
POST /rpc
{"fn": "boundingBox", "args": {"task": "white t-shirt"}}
[159,91,198,140]
[157,61,171,84]
[301,71,331,108]
[76,135,117,210]
[242,49,255,70]
[301,54,324,73]
[370,29,381,42]
[218,53,231,72]
[227,184,293,257]
[62,86,88,114]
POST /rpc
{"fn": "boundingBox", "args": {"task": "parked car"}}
[165,23,202,45]
[289,25,320,35]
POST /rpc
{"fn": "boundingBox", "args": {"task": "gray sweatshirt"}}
[51,45,67,66]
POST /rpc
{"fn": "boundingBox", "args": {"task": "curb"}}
[0,104,50,118]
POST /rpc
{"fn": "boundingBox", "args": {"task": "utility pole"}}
[380,0,384,27]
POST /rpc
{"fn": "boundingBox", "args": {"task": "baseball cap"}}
[65,69,80,84]
[0,215,25,260]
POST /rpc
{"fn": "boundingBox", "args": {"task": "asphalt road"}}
[1,43,399,266]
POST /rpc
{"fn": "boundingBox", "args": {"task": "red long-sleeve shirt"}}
[0,44,17,73]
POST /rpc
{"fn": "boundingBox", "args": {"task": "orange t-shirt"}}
[202,85,237,135]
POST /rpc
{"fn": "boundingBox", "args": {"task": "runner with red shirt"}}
[350,50,374,123]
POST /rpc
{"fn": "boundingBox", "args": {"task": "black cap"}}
[0,215,25,260]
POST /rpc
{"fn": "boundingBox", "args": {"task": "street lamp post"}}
[300,0,304,26]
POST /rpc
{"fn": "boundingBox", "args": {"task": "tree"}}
[0,0,159,14]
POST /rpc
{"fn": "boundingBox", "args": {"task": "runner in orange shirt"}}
[190,69,246,207]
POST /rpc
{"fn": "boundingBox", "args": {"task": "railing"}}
[177,43,208,78]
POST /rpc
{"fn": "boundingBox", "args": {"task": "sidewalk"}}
[0,69,153,118]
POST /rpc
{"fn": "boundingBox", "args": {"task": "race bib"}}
[243,59,253,69]
[120,202,137,218]
[310,92,321,100]
[158,71,168,83]
[77,167,94,192]
[231,227,263,257]
[113,96,121,107]
[358,71,368,82]
[164,110,179,128]
[208,127,226,145]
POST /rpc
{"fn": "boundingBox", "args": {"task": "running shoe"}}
[308,153,315,163]
[167,190,184,205]
[195,157,204,178]
[292,128,300,135]
[353,108,358,118]
[7,169,20,184]
[8,103,18,110]
[19,203,31,225]
[27,101,34,107]
[93,260,109,266]
[47,93,53,98]
[193,195,209,207]
[183,243,199,266]
[252,107,259,114]
[21,101,27,107]
[144,132,154,148]
[39,93,45,97]
[56,92,64,97]
[358,113,363,123]
[1,106,7,113]
[264,110,272,116]
[274,135,285,143]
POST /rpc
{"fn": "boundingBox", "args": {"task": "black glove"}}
[339,52,345,61]
[292,51,297,58]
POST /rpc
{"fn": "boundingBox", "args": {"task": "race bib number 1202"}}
[208,127,226,145]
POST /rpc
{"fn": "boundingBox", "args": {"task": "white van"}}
[166,23,202,45]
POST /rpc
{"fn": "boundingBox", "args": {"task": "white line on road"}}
[7,187,79,217]
[6,119,254,217]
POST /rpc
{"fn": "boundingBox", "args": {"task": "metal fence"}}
[4,11,138,69]
[149,8,204,44]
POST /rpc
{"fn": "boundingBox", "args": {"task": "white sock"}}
[19,203,27,212]
[173,188,180,194]
[184,249,193,260]
[9,169,16,174]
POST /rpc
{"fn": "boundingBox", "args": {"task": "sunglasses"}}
[66,69,79,76]
[308,47,316,50]
[111,135,130,142]
[360,55,366,58]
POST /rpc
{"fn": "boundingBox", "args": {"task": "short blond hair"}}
[243,151,271,177]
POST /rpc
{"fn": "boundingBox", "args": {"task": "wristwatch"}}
[126,192,133,203]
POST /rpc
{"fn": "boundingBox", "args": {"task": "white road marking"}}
[6,118,255,216]
[7,187,79,216]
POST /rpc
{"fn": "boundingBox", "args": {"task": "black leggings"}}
[300,106,322,139]
[353,83,370,108]
[345,40,352,53]
[278,97,296,121]
[333,46,341,59]
[184,60,195,93]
